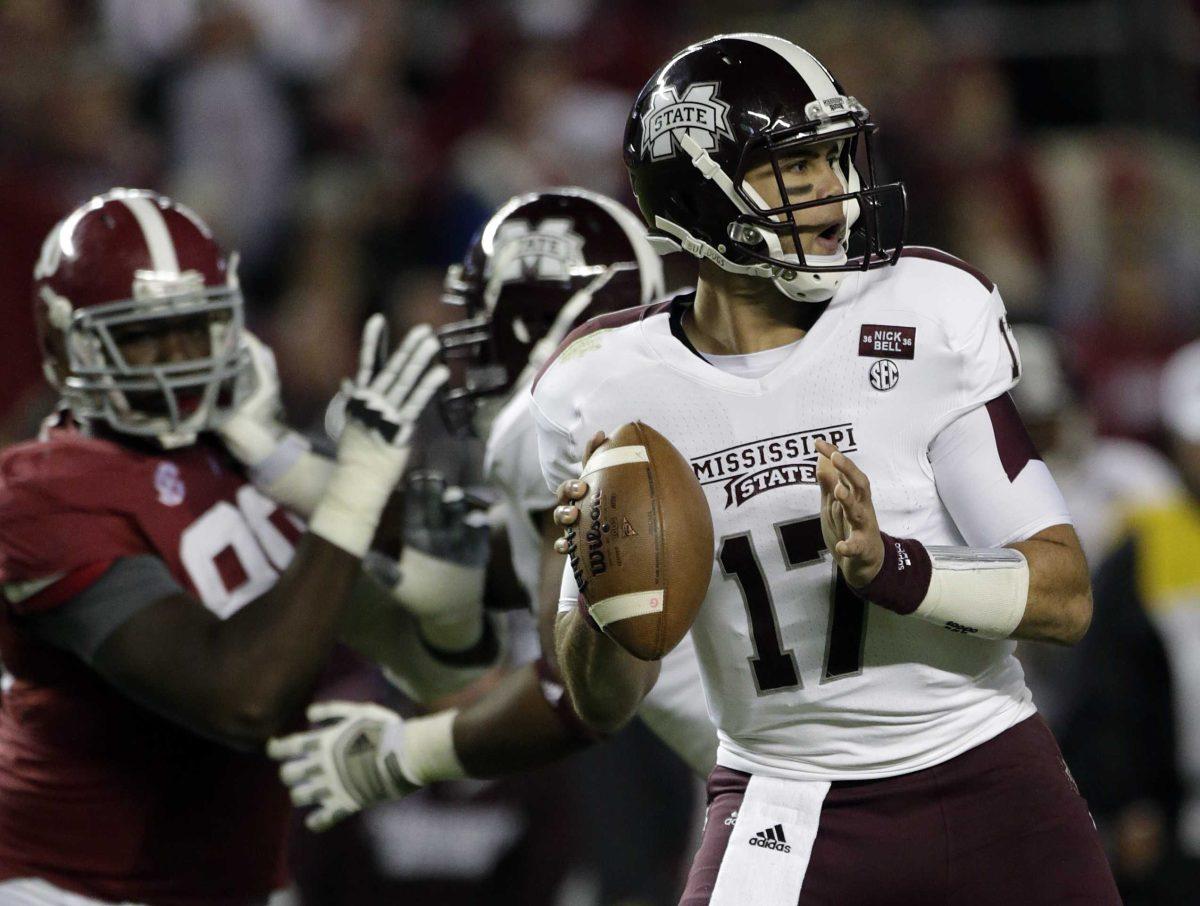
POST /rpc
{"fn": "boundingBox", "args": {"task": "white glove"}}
[267,701,417,832]
[222,330,285,446]
[309,317,449,557]
[219,330,293,469]
[267,701,465,832]
[218,330,333,516]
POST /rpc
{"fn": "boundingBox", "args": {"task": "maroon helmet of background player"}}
[437,187,664,434]
[33,187,247,448]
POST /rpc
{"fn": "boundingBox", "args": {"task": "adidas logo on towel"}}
[748,823,791,853]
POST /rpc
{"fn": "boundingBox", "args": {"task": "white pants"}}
[0,879,297,906]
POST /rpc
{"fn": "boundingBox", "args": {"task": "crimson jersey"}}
[0,418,304,905]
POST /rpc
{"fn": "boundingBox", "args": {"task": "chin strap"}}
[672,133,845,303]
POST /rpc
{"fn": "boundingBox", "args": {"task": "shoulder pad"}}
[532,300,672,393]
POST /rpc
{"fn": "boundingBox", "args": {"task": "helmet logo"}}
[642,82,733,161]
[490,219,586,284]
[133,269,205,301]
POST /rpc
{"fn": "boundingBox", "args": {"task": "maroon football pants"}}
[680,715,1120,905]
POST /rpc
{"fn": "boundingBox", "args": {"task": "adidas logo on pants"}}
[748,824,791,853]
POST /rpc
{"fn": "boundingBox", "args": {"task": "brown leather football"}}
[566,421,713,660]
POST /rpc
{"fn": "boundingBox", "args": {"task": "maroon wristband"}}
[852,533,933,615]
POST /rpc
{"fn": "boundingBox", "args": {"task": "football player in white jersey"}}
[538,35,1120,905]
[265,188,717,833]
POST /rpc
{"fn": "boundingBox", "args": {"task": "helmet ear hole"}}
[33,299,69,384]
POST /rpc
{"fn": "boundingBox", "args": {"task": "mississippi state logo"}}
[641,82,734,161]
[690,424,859,508]
[489,218,586,285]
[869,359,900,391]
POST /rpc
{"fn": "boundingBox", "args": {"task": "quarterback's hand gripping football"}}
[308,316,449,557]
[815,439,885,589]
[267,701,417,832]
[551,431,608,554]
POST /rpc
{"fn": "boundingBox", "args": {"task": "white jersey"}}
[484,376,718,776]
[533,248,1072,782]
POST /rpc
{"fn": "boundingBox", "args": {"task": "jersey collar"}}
[645,274,862,394]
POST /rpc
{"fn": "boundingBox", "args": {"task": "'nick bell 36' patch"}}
[859,324,916,359]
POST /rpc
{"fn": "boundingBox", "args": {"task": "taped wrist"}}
[418,612,500,667]
[388,710,467,786]
[308,459,394,557]
[395,544,485,622]
[855,533,1029,639]
[914,546,1029,639]
[262,453,333,517]
[219,418,334,517]
[219,414,285,469]
[534,656,606,741]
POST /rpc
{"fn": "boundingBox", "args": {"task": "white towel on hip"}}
[709,774,831,906]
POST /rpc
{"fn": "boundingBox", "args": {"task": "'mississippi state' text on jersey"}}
[533,248,1071,782]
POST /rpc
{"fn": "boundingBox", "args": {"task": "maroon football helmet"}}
[33,188,247,447]
[438,187,665,433]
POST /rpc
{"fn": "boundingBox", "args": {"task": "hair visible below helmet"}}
[438,187,665,433]
[624,32,907,302]
[33,187,247,448]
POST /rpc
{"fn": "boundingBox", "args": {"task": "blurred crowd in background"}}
[2,0,1199,903]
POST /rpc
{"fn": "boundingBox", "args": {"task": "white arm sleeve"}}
[558,559,578,615]
[531,393,582,495]
[930,395,1072,548]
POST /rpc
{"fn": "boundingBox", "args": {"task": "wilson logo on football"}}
[641,82,734,161]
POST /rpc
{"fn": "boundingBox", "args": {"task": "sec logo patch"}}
[869,359,900,391]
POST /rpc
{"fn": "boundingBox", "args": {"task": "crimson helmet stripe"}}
[119,195,181,274]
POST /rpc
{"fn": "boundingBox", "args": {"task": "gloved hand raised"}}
[309,316,449,557]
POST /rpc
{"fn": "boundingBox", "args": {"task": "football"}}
[567,421,713,660]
